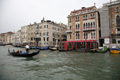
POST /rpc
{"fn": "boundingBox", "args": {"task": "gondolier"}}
[25,44,30,53]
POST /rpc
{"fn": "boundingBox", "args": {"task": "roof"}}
[71,6,96,13]
[62,40,96,43]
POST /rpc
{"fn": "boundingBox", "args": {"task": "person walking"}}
[25,44,30,54]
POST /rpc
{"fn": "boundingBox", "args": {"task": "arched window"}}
[116,15,120,27]
[88,23,90,27]
[86,23,88,28]
[70,34,72,39]
[78,34,80,39]
[116,7,119,12]
[78,24,80,29]
[70,25,72,29]
[76,34,78,39]
[93,13,95,18]
[91,22,92,27]
[83,23,85,29]
[76,24,78,29]
[93,22,95,27]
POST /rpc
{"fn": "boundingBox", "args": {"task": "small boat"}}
[30,47,39,49]
[110,48,120,54]
[39,47,48,50]
[8,49,40,57]
[58,48,68,52]
[96,46,108,53]
[49,47,58,51]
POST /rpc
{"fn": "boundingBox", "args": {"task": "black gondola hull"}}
[8,49,40,57]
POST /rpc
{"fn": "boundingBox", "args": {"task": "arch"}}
[93,22,95,27]
[91,22,92,27]
[86,23,88,28]
[78,34,80,39]
[78,24,80,29]
[88,23,90,27]
[76,24,78,29]
[83,23,86,29]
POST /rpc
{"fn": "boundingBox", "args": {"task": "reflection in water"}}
[0,46,120,80]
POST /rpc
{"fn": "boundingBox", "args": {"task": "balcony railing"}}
[116,31,120,34]
[83,27,95,31]
[75,29,81,32]
[35,34,41,38]
[66,29,72,33]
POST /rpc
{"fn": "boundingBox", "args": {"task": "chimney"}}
[94,3,96,6]
[82,7,85,9]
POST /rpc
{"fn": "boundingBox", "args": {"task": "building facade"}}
[99,0,120,48]
[67,5,99,44]
[21,25,29,46]
[109,0,120,47]
[99,3,110,47]
[35,18,67,47]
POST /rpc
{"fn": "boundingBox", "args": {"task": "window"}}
[47,25,48,28]
[44,25,46,28]
[116,15,120,26]
[86,23,88,28]
[93,22,95,27]
[70,25,72,29]
[76,16,80,21]
[116,7,119,13]
[84,33,88,39]
[47,37,49,41]
[91,32,95,39]
[37,26,39,29]
[44,37,45,41]
[76,24,78,29]
[58,28,59,31]
[69,18,71,22]
[83,15,87,20]
[40,26,42,29]
[83,23,85,29]
[43,32,45,36]
[70,34,72,40]
[47,32,49,36]
[90,14,95,19]
[91,22,92,27]
[78,24,80,29]
[53,33,55,37]
[88,23,90,27]
[112,39,116,44]
[76,33,80,39]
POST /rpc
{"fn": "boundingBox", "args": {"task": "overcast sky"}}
[0,0,116,33]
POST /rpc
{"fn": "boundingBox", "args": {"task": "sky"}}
[0,0,116,33]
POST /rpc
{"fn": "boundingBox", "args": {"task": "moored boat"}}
[8,49,40,57]
[58,48,68,52]
[96,46,108,53]
[110,48,120,54]
[39,47,48,50]
[49,47,58,51]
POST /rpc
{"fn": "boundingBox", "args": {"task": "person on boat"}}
[25,44,30,54]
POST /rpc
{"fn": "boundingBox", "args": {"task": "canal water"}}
[0,46,120,80]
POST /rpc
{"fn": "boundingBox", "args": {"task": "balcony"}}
[75,29,81,32]
[35,34,41,38]
[83,27,95,31]
[66,29,72,33]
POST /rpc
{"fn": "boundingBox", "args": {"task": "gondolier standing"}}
[25,44,30,54]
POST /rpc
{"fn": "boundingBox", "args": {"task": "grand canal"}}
[0,46,120,80]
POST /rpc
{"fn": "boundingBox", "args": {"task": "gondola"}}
[8,49,40,57]
[49,47,58,51]
[110,48,120,54]
[96,46,108,53]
